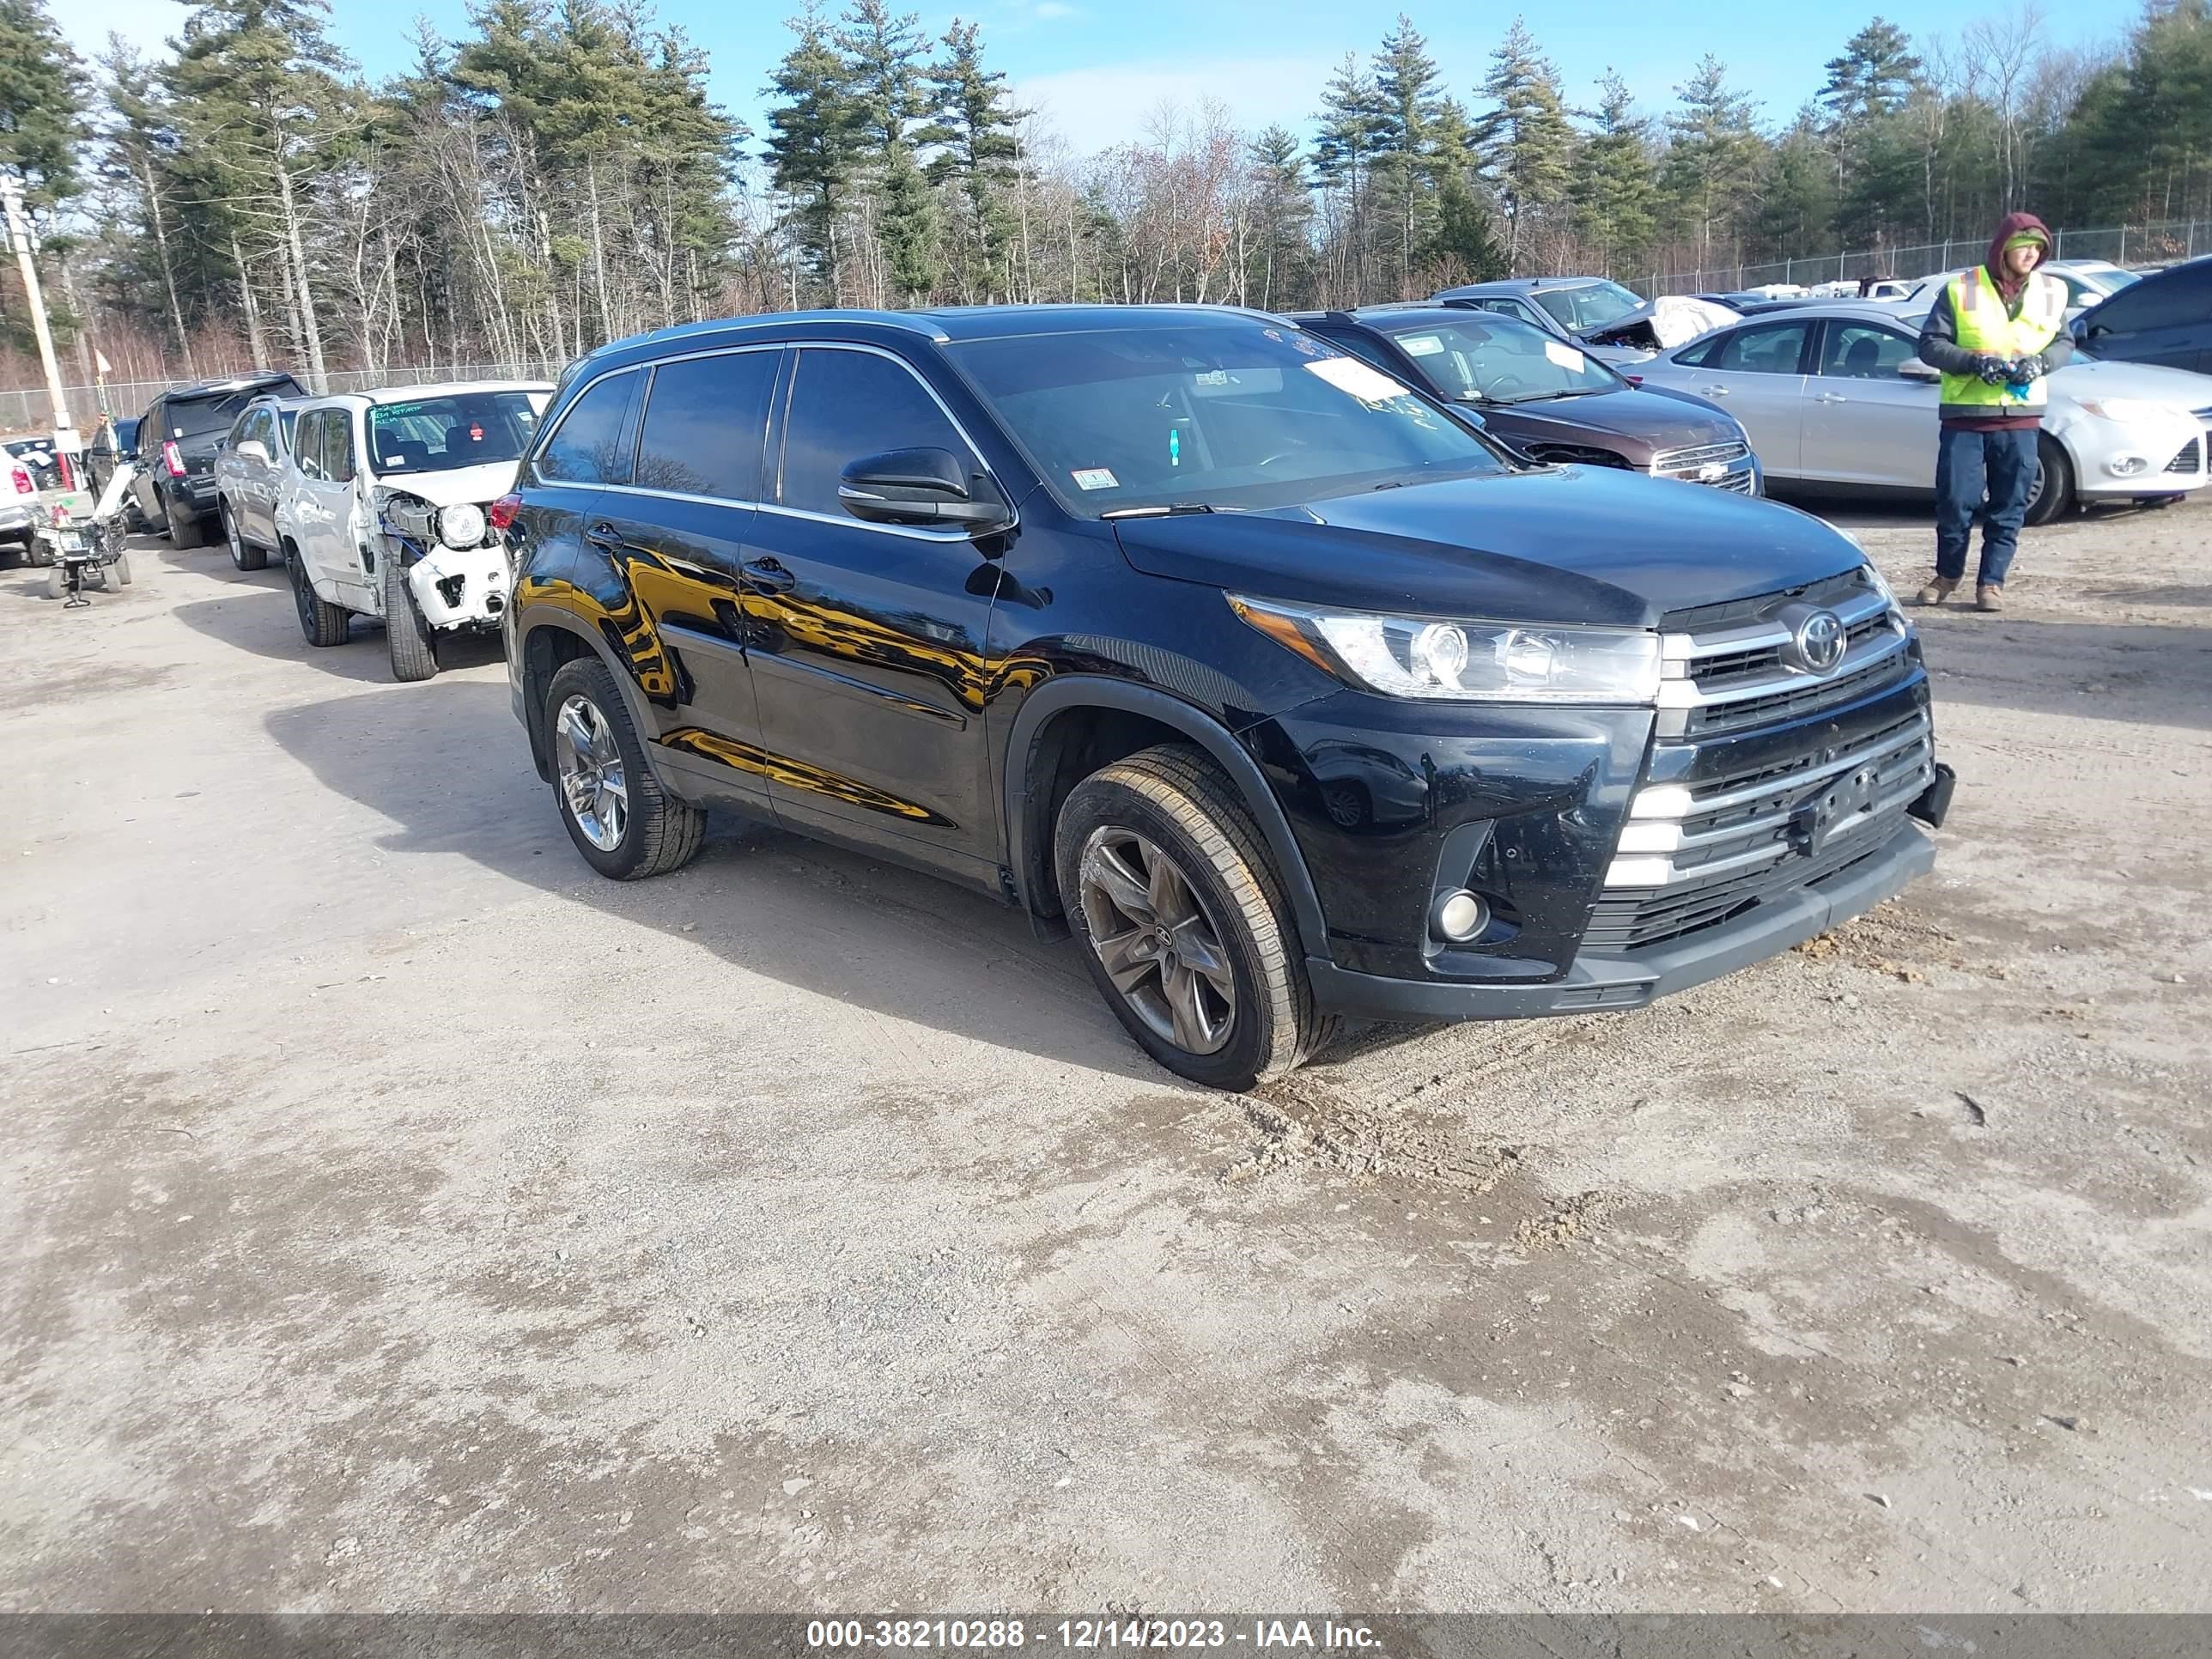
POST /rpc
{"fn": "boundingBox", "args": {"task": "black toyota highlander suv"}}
[501,306,1951,1090]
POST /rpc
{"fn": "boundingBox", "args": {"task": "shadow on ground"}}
[264,676,1164,1085]
[1914,614,2212,729]
[174,583,507,683]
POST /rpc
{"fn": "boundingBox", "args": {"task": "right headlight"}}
[439,502,487,549]
[1230,593,1662,704]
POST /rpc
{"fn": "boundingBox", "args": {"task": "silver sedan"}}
[1634,300,2212,524]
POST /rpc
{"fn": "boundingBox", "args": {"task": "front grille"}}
[1713,469,1757,494]
[1651,440,1752,474]
[1588,571,1934,955]
[2166,437,2202,475]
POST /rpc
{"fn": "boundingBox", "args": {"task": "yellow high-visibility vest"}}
[1940,267,2067,411]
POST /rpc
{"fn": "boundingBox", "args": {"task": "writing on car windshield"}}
[368,393,541,476]
[947,322,1503,513]
[1389,318,1620,403]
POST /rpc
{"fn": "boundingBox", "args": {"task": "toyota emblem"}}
[1790,608,1848,675]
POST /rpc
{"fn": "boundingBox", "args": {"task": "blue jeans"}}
[1935,424,2039,586]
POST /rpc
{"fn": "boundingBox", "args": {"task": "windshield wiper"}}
[1099,503,1219,519]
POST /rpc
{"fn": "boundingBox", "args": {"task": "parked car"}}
[4,435,61,489]
[1291,305,1761,493]
[3,446,44,556]
[502,305,1948,1090]
[87,416,140,500]
[279,380,551,680]
[1429,276,1664,360]
[1633,301,2212,523]
[2069,253,2212,373]
[1900,258,2143,321]
[129,372,307,547]
[213,393,305,571]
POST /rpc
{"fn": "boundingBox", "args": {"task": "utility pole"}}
[1,177,81,488]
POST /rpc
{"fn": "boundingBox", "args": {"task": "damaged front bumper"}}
[402,542,510,630]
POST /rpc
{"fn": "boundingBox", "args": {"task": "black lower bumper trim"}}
[1307,823,1936,1023]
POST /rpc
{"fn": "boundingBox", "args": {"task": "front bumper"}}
[402,541,511,631]
[1309,819,1935,1021]
[2061,410,2209,498]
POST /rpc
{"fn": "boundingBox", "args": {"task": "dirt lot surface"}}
[3,501,2209,1614]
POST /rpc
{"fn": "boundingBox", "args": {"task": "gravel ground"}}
[2,495,2209,1613]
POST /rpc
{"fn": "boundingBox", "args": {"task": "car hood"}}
[370,460,524,506]
[1109,467,1863,628]
[1476,386,1736,456]
[2054,356,2212,410]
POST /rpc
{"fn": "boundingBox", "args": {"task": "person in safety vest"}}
[1911,212,2072,612]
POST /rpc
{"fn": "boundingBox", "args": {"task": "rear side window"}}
[1708,322,1813,374]
[539,370,637,484]
[780,349,968,516]
[295,411,328,481]
[324,412,357,483]
[635,351,779,501]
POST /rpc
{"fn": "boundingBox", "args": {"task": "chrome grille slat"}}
[1658,624,1907,710]
[1650,440,1752,473]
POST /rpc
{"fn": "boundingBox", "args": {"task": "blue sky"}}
[75,0,2137,160]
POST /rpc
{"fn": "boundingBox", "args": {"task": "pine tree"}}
[1820,19,1921,126]
[919,21,1022,302]
[1370,16,1446,292]
[1661,54,1764,277]
[1754,109,1840,263]
[764,2,863,301]
[92,45,197,367]
[0,0,85,216]
[1473,20,1576,274]
[839,0,938,301]
[1570,72,1656,279]
[1245,125,1312,309]
[1312,53,1386,297]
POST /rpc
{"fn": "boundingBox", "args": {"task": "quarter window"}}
[324,411,357,483]
[295,411,328,482]
[539,370,638,485]
[635,351,779,501]
[779,349,970,517]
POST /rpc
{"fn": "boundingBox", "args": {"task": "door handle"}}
[586,520,622,548]
[1701,385,1730,397]
[1817,392,1849,404]
[741,556,796,593]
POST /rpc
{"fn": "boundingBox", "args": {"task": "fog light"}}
[1431,889,1490,942]
[2106,454,2151,477]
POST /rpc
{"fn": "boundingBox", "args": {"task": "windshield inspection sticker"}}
[1304,356,1412,404]
[1072,468,1120,491]
[1543,341,1587,373]
[1401,335,1446,356]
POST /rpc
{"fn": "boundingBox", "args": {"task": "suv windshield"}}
[1532,281,1644,333]
[1380,315,1623,403]
[947,322,1504,514]
[368,392,541,477]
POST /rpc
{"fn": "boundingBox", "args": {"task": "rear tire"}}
[289,545,350,647]
[544,658,704,881]
[170,504,208,549]
[1054,744,1332,1091]
[2023,434,2075,527]
[223,503,266,571]
[384,553,440,682]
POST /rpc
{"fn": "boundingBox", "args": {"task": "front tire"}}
[46,564,64,599]
[2023,434,2075,527]
[111,553,132,586]
[223,503,266,571]
[544,658,704,880]
[1054,744,1333,1091]
[384,553,439,682]
[289,546,350,647]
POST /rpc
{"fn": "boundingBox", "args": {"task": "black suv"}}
[129,372,307,548]
[503,307,1950,1089]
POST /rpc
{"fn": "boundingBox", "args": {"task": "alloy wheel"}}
[554,693,629,852]
[1076,826,1237,1056]
[226,509,242,566]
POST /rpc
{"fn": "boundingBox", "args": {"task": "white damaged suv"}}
[277,381,551,679]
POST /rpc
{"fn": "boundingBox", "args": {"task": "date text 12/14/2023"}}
[804,1618,1383,1650]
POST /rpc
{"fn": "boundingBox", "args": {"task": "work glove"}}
[1975,356,2012,386]
[2008,356,2046,382]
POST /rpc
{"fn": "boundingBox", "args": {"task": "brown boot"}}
[1976,583,2004,612]
[1914,575,1960,605]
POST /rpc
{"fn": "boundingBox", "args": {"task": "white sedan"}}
[276,381,551,679]
[1632,301,2209,525]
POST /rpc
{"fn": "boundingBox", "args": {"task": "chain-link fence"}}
[1633,219,2211,300]
[0,361,570,439]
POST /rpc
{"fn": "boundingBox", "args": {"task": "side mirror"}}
[839,447,1010,531]
[1898,359,1942,382]
[237,440,270,464]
